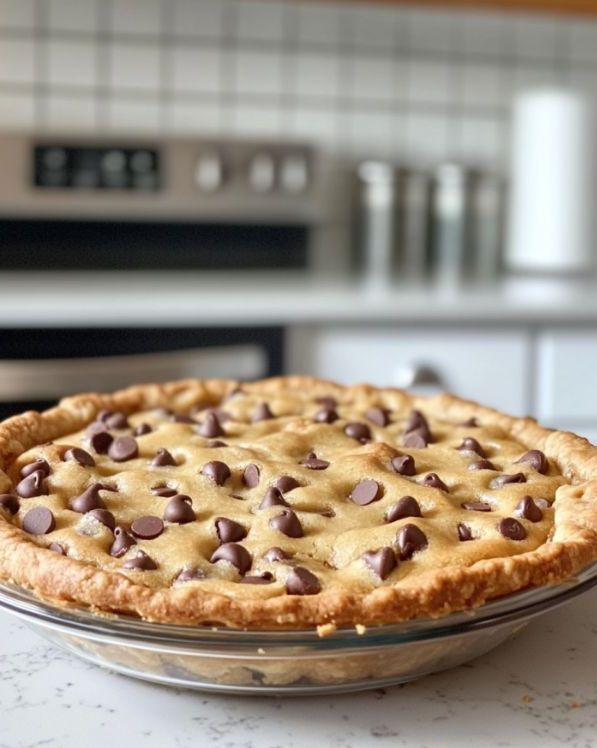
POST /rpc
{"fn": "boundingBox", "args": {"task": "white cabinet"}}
[288,326,530,415]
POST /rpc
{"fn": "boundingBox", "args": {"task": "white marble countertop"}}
[1,588,596,748]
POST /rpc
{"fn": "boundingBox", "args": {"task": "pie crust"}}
[0,376,596,630]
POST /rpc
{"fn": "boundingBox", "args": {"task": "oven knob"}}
[248,152,275,193]
[280,154,309,194]
[194,151,224,192]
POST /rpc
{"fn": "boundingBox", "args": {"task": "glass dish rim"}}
[1,561,596,649]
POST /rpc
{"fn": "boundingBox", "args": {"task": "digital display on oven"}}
[33,144,161,191]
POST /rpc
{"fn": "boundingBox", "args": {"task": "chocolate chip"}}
[285,566,320,595]
[490,473,526,489]
[313,407,339,424]
[263,546,288,562]
[269,508,303,537]
[468,459,496,471]
[404,409,429,434]
[152,486,177,497]
[123,551,158,570]
[103,411,129,430]
[273,475,300,493]
[362,547,397,580]
[344,422,371,442]
[150,448,176,467]
[386,496,422,523]
[535,497,553,509]
[133,423,152,436]
[403,430,429,449]
[211,543,252,575]
[108,436,138,462]
[49,542,66,554]
[131,515,164,540]
[64,447,95,468]
[215,517,247,544]
[242,464,260,488]
[365,407,391,427]
[422,473,449,492]
[515,495,543,522]
[457,438,486,457]
[163,494,195,524]
[300,452,329,470]
[109,526,136,557]
[201,460,230,486]
[70,483,106,513]
[89,430,113,454]
[253,402,274,422]
[391,454,416,476]
[0,493,19,514]
[20,458,51,478]
[396,523,428,560]
[170,412,196,424]
[458,523,473,541]
[206,440,228,448]
[317,396,337,409]
[16,469,47,498]
[350,479,383,506]
[198,412,225,438]
[461,501,492,512]
[516,450,548,474]
[87,508,116,531]
[259,487,289,509]
[498,517,527,540]
[176,567,205,582]
[460,417,479,427]
[241,572,274,585]
[22,506,55,535]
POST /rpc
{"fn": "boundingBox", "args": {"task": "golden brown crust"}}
[0,376,596,629]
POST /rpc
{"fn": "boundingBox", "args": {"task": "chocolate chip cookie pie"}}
[0,376,596,630]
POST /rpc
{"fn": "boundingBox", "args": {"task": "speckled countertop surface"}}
[1,588,596,748]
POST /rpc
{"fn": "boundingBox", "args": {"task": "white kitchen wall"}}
[0,0,596,168]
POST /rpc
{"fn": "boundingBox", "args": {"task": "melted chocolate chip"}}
[269,508,303,538]
[396,523,428,560]
[362,547,397,580]
[300,452,329,470]
[391,454,416,476]
[89,430,113,454]
[498,517,527,540]
[241,572,274,585]
[22,506,55,535]
[70,483,106,513]
[350,479,383,506]
[87,508,116,531]
[259,487,289,509]
[215,517,247,544]
[253,402,274,422]
[516,450,548,474]
[490,473,527,489]
[422,473,449,492]
[176,567,205,582]
[460,417,479,427]
[198,412,225,438]
[457,437,486,457]
[365,407,391,427]
[263,546,288,562]
[273,475,301,493]
[468,459,496,471]
[109,526,137,557]
[515,495,543,523]
[150,448,176,467]
[123,551,158,570]
[344,422,371,442]
[108,436,138,462]
[0,493,19,514]
[201,460,231,486]
[163,494,195,524]
[313,407,339,424]
[210,543,252,575]
[64,447,95,467]
[386,496,422,523]
[16,469,47,499]
[152,486,178,497]
[20,458,51,478]
[461,501,492,512]
[285,566,321,595]
[131,515,164,540]
[133,423,152,436]
[317,396,337,409]
[242,464,261,489]
[458,523,473,541]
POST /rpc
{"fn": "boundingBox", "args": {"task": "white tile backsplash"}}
[0,0,595,169]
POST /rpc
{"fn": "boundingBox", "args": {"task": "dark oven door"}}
[0,326,284,418]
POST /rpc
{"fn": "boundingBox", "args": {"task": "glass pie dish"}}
[1,562,596,696]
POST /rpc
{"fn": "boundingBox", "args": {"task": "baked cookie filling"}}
[0,377,595,629]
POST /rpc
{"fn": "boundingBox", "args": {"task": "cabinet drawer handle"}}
[393,363,444,390]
